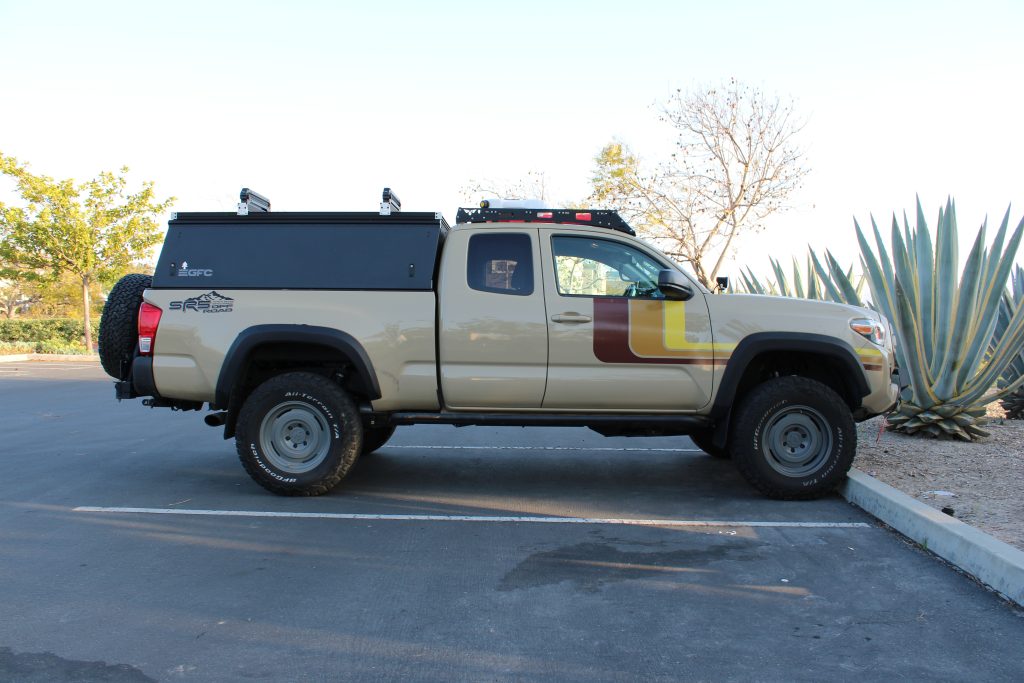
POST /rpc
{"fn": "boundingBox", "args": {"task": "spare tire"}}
[98,273,152,380]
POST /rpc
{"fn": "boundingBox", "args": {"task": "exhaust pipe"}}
[204,411,228,427]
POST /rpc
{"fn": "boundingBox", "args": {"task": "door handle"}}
[551,313,592,324]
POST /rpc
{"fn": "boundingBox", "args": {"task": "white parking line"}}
[388,445,704,452]
[73,506,871,528]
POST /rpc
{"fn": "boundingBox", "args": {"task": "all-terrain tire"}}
[729,376,855,500]
[235,372,363,496]
[98,273,152,380]
[689,430,730,458]
[360,425,396,456]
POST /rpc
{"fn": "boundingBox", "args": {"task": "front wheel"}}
[729,376,855,500]
[235,372,363,496]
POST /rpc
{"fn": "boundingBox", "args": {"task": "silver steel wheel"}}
[762,405,833,477]
[258,401,332,474]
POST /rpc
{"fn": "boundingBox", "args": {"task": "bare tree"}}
[590,79,808,287]
[460,170,551,205]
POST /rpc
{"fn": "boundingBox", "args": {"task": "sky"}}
[1,0,1022,277]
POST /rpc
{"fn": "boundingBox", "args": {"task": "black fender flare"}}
[215,324,382,410]
[709,332,870,448]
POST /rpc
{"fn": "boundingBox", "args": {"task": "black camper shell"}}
[153,211,450,291]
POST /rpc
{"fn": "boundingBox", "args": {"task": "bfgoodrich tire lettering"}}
[729,376,855,500]
[235,372,362,496]
[98,273,152,380]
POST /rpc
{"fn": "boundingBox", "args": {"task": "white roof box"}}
[479,198,548,210]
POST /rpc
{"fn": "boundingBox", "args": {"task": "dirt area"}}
[854,402,1024,551]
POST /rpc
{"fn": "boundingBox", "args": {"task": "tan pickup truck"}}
[99,189,898,499]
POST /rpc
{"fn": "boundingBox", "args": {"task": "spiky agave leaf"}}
[738,248,860,303]
[997,265,1024,418]
[770,257,791,296]
[856,198,1024,440]
[739,267,770,295]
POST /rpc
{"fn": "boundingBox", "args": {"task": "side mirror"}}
[715,276,729,293]
[658,269,693,301]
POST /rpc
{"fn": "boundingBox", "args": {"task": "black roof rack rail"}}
[455,207,636,236]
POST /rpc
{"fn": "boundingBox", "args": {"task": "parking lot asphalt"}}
[1,361,1022,682]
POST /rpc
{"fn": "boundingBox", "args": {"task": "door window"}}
[467,233,534,296]
[551,236,664,298]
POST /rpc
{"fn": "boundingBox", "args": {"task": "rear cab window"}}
[467,233,534,296]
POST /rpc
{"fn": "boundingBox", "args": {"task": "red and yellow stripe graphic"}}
[593,299,730,365]
[592,298,885,373]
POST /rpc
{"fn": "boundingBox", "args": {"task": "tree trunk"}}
[82,276,93,352]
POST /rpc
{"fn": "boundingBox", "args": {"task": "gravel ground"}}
[854,403,1024,551]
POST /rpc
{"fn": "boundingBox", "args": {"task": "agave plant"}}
[997,265,1024,418]
[736,248,864,305]
[857,198,1024,440]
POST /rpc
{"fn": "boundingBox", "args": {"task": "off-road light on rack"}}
[455,207,636,236]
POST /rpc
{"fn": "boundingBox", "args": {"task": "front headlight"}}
[850,317,885,346]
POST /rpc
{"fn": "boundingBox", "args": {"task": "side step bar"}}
[377,411,711,430]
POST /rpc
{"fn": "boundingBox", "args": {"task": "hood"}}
[724,294,875,319]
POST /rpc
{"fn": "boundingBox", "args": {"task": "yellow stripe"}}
[662,300,734,352]
[626,300,735,358]
[628,301,714,358]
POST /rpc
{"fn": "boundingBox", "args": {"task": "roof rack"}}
[455,207,635,236]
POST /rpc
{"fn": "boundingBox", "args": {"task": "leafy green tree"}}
[0,279,36,318]
[0,153,172,350]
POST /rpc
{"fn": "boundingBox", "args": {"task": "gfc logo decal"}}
[593,299,732,365]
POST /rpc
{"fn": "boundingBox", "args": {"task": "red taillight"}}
[537,211,553,219]
[138,302,162,355]
[575,212,592,221]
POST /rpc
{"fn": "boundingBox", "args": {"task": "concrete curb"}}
[840,468,1024,607]
[0,354,99,363]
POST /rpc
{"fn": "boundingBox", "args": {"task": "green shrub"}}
[0,341,36,355]
[0,318,98,344]
[33,340,90,355]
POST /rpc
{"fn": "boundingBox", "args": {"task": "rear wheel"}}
[689,430,730,458]
[98,273,151,380]
[360,425,396,456]
[729,376,855,500]
[235,372,362,496]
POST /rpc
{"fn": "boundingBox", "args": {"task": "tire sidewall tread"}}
[235,372,363,496]
[730,376,855,500]
[98,273,152,380]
